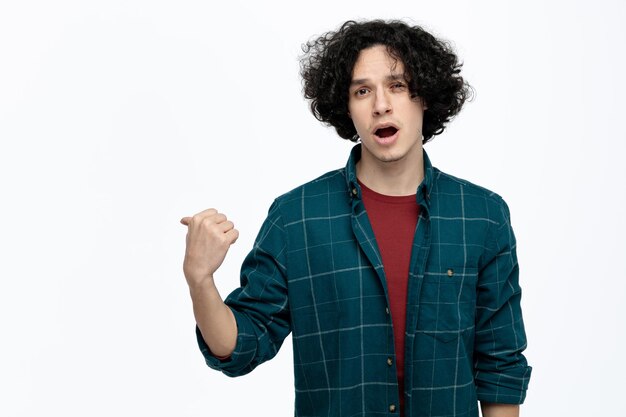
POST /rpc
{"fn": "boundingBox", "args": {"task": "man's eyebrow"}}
[350,73,406,87]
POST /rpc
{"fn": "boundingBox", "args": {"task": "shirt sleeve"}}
[474,198,532,404]
[196,200,291,377]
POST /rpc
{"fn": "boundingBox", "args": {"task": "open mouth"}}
[375,126,398,138]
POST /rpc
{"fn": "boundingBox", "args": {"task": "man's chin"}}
[372,151,406,164]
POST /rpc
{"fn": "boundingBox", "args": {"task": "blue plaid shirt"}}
[197,145,531,416]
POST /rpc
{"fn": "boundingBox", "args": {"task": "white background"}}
[1,0,625,415]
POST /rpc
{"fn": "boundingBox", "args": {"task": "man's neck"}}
[356,150,424,196]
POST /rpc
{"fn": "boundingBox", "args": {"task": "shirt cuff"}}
[475,365,533,404]
[195,308,259,377]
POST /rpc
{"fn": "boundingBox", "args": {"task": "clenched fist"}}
[180,208,239,289]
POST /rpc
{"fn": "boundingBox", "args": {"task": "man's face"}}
[348,45,426,168]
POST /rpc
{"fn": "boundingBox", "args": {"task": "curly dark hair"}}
[300,20,473,143]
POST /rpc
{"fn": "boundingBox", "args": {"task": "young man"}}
[181,20,531,417]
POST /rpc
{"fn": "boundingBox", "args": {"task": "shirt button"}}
[385,307,390,315]
[389,404,396,413]
[447,268,454,277]
[352,187,358,196]
[387,357,393,366]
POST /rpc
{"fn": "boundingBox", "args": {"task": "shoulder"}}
[265,168,350,221]
[431,167,511,226]
[432,167,503,201]
[274,168,348,204]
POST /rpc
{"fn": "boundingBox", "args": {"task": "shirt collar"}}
[345,143,434,211]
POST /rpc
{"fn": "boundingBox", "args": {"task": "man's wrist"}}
[188,276,218,300]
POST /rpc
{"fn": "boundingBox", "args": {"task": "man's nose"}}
[373,91,392,116]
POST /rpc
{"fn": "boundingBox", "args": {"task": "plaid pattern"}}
[197,145,531,416]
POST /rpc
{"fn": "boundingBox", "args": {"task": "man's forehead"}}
[351,45,405,80]
[350,73,406,86]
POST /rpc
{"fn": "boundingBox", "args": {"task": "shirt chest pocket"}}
[416,266,478,342]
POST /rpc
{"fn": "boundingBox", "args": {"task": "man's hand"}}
[180,208,239,357]
[181,208,239,289]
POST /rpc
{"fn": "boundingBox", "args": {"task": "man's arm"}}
[181,208,239,358]
[481,402,519,417]
[474,198,531,404]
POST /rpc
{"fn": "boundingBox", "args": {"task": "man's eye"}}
[356,88,368,96]
[392,82,406,89]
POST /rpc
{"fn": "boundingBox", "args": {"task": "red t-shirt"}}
[359,180,420,417]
